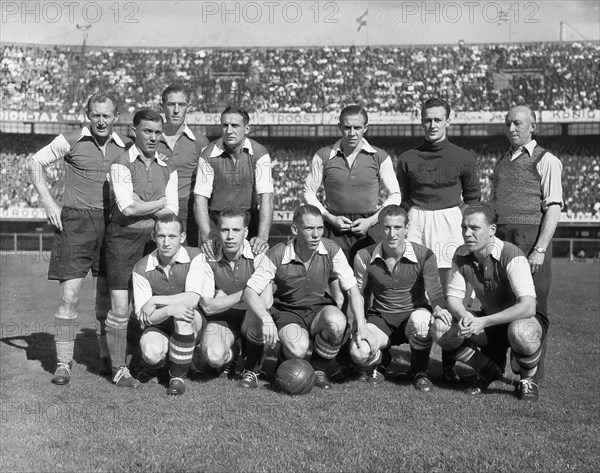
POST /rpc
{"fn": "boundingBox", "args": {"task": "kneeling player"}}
[349,205,451,391]
[244,205,371,389]
[430,203,545,401]
[197,208,271,389]
[132,215,212,395]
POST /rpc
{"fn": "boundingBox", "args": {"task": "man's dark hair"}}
[86,92,119,115]
[378,204,408,225]
[339,105,368,125]
[133,109,164,127]
[221,106,250,125]
[154,214,184,234]
[293,204,322,224]
[218,208,250,228]
[161,84,190,104]
[464,203,498,225]
[421,97,451,120]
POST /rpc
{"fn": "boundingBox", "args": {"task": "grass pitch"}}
[1,253,599,472]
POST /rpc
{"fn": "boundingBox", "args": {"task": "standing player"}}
[193,106,273,255]
[492,105,563,375]
[244,205,373,390]
[303,105,401,298]
[430,204,544,401]
[133,215,211,395]
[26,92,128,385]
[156,84,209,247]
[396,97,481,383]
[197,208,271,389]
[105,109,179,387]
[349,205,451,391]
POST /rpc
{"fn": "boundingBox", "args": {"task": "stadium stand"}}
[2,135,598,217]
[2,42,599,114]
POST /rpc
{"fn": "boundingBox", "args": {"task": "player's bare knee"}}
[508,319,542,355]
[349,338,371,366]
[141,341,166,366]
[407,310,432,339]
[204,343,227,368]
[430,318,451,343]
[281,338,308,359]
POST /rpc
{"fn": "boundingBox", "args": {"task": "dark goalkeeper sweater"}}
[396,139,481,210]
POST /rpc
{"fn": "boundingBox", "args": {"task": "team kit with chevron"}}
[28,84,561,402]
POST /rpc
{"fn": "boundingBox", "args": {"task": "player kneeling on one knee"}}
[244,205,371,390]
[132,215,214,395]
[197,208,272,389]
[349,205,450,391]
[430,203,545,401]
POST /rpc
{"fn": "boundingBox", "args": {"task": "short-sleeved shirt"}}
[354,241,443,317]
[155,124,209,206]
[31,127,128,210]
[193,137,273,212]
[109,145,179,226]
[132,246,214,318]
[246,238,357,311]
[303,138,401,215]
[447,237,536,316]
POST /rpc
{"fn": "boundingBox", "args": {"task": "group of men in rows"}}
[28,86,562,402]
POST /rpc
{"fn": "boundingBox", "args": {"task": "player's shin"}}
[451,340,502,385]
[243,331,267,373]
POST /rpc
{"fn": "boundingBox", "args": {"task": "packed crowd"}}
[2,137,598,218]
[2,42,599,114]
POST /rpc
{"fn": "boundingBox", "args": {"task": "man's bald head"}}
[505,105,537,150]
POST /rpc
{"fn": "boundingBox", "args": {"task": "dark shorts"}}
[48,207,106,281]
[368,306,432,346]
[474,310,549,366]
[496,223,552,324]
[271,298,336,332]
[205,309,245,339]
[324,211,382,262]
[105,220,156,291]
[180,197,199,248]
[142,318,176,339]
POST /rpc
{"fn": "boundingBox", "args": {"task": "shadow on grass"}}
[0,328,103,376]
[1,332,56,374]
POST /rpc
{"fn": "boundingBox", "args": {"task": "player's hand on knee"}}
[249,236,269,255]
[261,320,279,348]
[140,299,157,321]
[432,306,453,326]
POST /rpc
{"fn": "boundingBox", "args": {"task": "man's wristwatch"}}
[534,247,546,254]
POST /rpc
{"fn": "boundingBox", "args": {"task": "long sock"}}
[410,347,432,374]
[442,349,456,370]
[450,340,501,384]
[105,310,129,370]
[168,332,196,378]
[512,346,543,380]
[310,352,330,372]
[244,333,267,373]
[54,315,77,364]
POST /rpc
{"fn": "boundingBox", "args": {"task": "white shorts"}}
[407,206,463,269]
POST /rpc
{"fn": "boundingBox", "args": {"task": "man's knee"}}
[280,329,309,359]
[508,319,543,355]
[407,310,433,339]
[140,337,167,366]
[317,307,346,339]
[202,341,228,368]
[429,318,461,350]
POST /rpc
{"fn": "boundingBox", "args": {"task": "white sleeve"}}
[506,256,537,299]
[185,253,215,298]
[446,261,467,300]
[332,248,358,291]
[353,251,369,293]
[379,155,402,207]
[31,134,70,166]
[165,170,179,215]
[193,156,214,197]
[302,153,326,214]
[110,163,135,212]
[255,153,274,194]
[132,270,153,318]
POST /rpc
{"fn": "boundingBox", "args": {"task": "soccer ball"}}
[275,359,316,395]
